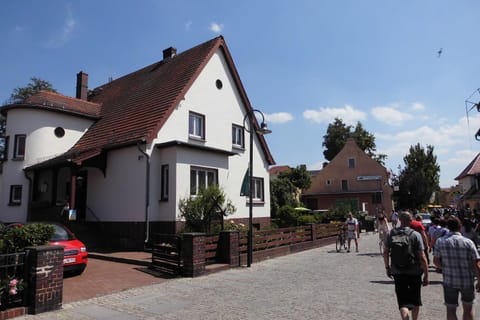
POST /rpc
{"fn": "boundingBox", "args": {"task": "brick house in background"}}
[301,138,393,217]
[454,152,480,211]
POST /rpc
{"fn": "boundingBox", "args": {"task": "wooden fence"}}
[151,223,340,276]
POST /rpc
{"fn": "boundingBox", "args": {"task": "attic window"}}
[54,127,65,138]
[216,79,223,90]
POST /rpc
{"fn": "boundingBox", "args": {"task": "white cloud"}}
[303,104,366,126]
[264,112,293,124]
[185,20,192,30]
[371,105,413,126]
[411,102,425,111]
[46,4,76,48]
[209,22,223,33]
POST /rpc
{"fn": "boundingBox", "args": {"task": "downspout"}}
[23,170,33,221]
[137,142,150,248]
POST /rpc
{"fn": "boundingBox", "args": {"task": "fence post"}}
[218,230,240,266]
[24,245,64,315]
[308,223,317,241]
[182,233,205,277]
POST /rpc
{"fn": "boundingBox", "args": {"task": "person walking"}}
[433,216,480,320]
[345,212,359,252]
[391,210,399,228]
[383,211,429,320]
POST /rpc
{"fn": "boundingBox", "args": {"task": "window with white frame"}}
[161,164,169,201]
[251,177,265,201]
[189,112,205,140]
[9,185,22,206]
[232,124,244,148]
[190,167,217,195]
[13,134,26,160]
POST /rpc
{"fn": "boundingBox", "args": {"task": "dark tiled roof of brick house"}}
[455,153,480,180]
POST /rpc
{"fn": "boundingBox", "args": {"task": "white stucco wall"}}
[86,146,146,222]
[151,49,271,221]
[1,108,93,222]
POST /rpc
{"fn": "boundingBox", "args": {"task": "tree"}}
[178,185,236,233]
[322,118,386,165]
[8,77,57,104]
[396,144,440,210]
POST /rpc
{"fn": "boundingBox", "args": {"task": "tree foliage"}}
[8,77,57,104]
[322,118,386,165]
[396,143,440,210]
[178,185,236,233]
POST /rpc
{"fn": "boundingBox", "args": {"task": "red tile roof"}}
[2,90,101,119]
[19,36,275,167]
[455,153,480,180]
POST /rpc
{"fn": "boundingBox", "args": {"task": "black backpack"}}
[389,228,416,268]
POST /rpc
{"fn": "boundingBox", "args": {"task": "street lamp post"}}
[244,109,271,267]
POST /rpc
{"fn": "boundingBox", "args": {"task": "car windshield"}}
[50,224,76,241]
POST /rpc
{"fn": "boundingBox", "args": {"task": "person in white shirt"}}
[345,212,359,252]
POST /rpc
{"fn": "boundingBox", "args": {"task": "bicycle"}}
[336,227,348,252]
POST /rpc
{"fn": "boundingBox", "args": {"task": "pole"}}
[247,113,254,267]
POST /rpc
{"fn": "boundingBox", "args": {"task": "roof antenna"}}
[465,88,480,147]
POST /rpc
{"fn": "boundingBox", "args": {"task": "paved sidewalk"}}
[18,233,480,319]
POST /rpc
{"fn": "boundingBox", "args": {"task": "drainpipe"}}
[137,142,150,248]
[23,170,33,221]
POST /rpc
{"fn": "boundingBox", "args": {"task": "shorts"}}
[443,284,476,307]
[347,230,357,239]
[393,274,422,310]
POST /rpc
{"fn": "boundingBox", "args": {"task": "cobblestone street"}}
[18,232,480,319]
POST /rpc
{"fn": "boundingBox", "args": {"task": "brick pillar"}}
[25,245,63,314]
[182,233,205,277]
[218,231,240,266]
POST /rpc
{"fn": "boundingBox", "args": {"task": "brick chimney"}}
[163,47,177,60]
[76,71,88,100]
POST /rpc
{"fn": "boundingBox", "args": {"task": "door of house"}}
[74,171,88,221]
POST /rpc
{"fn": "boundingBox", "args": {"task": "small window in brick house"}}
[348,158,355,168]
[326,179,331,185]
[341,179,348,191]
[54,127,65,138]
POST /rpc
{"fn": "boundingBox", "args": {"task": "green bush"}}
[0,223,54,254]
[297,215,317,225]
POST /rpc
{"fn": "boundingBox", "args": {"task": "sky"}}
[2,1,480,188]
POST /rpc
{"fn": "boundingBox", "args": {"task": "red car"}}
[7,222,88,275]
[48,223,88,275]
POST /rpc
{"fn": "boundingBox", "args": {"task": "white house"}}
[0,36,275,249]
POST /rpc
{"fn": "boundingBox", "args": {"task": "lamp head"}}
[258,122,272,135]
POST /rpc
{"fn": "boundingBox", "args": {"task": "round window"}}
[216,79,223,90]
[54,127,65,138]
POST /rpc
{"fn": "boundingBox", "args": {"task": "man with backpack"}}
[383,211,429,320]
[433,216,480,320]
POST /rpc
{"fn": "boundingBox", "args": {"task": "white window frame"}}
[161,164,169,201]
[190,167,217,196]
[9,185,22,206]
[13,134,26,160]
[251,177,265,201]
[189,112,205,140]
[232,124,245,149]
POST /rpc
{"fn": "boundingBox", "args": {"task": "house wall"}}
[1,108,93,222]
[150,49,271,224]
[86,146,146,221]
[302,139,393,216]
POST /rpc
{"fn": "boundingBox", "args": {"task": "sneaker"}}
[347,250,350,253]
[356,248,359,252]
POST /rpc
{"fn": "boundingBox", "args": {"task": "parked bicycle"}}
[336,226,348,252]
